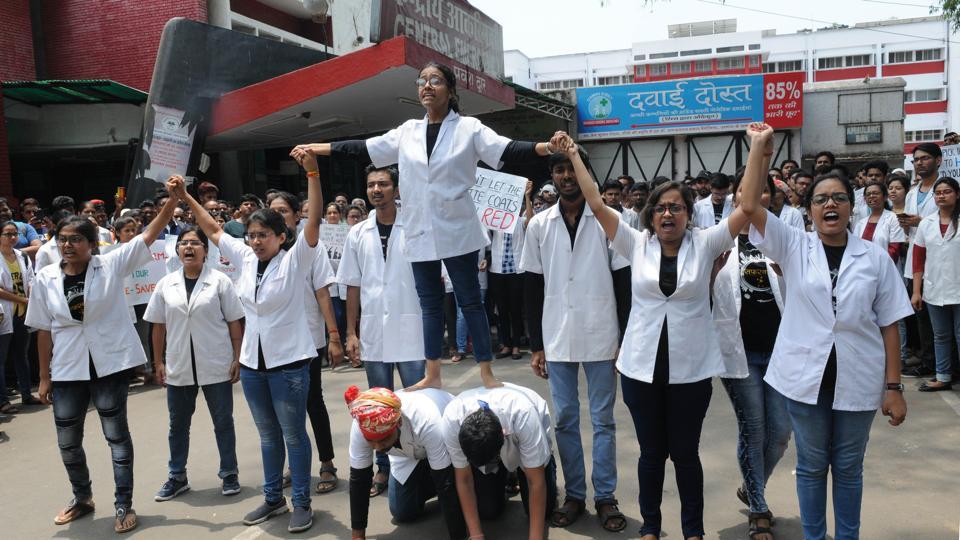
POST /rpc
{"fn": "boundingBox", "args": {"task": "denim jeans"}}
[546,360,617,503]
[411,250,493,361]
[388,459,438,521]
[925,303,960,383]
[0,333,14,406]
[455,289,486,352]
[331,296,348,340]
[785,387,876,540]
[241,363,312,509]
[721,353,792,513]
[364,360,425,470]
[166,381,238,481]
[52,370,134,510]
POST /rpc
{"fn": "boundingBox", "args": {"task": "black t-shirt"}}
[738,235,781,354]
[376,220,394,259]
[184,276,199,301]
[563,204,585,249]
[63,271,86,322]
[713,202,724,224]
[255,259,270,297]
[820,243,846,393]
[659,254,678,297]
[653,254,679,385]
[426,123,441,160]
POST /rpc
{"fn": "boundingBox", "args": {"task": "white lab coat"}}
[25,236,153,381]
[303,248,336,350]
[217,231,317,369]
[441,383,552,472]
[778,205,806,230]
[519,203,625,363]
[853,209,906,255]
[143,266,245,386]
[712,238,785,379]
[365,110,509,262]
[902,181,940,278]
[0,249,34,335]
[612,219,735,383]
[348,388,454,484]
[693,195,733,229]
[750,211,913,411]
[913,215,960,306]
[34,240,61,272]
[337,210,424,363]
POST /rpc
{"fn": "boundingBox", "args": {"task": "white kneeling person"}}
[345,385,463,540]
[441,383,558,540]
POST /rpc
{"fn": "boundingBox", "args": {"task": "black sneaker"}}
[288,506,313,533]
[902,366,934,378]
[154,477,190,501]
[243,498,288,526]
[222,474,241,496]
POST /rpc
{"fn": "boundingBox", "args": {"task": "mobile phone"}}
[116,186,126,200]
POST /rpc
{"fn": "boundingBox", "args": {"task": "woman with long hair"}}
[853,181,906,262]
[295,61,563,390]
[0,220,37,410]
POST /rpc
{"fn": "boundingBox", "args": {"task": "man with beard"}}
[692,173,732,228]
[692,171,712,201]
[519,149,629,533]
[814,150,835,175]
[780,159,799,179]
[623,182,648,231]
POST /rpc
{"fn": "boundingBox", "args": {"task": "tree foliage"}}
[933,0,960,30]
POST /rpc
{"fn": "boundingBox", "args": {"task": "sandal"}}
[596,498,627,533]
[550,498,585,528]
[369,471,388,497]
[316,465,338,494]
[54,497,95,525]
[748,511,774,540]
[114,507,138,534]
[0,402,19,414]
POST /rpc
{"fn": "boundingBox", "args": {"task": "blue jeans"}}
[411,250,493,361]
[364,360,425,470]
[166,381,238,481]
[721,354,792,513]
[785,388,876,540]
[52,370,134,509]
[331,296,348,340]
[241,363,312,508]
[926,303,960,383]
[388,459,437,522]
[546,360,617,503]
[455,289,486,352]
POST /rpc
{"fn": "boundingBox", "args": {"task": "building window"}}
[844,54,873,67]
[680,48,711,56]
[763,62,775,73]
[671,62,691,74]
[749,55,760,67]
[717,45,745,53]
[717,57,744,70]
[538,78,583,90]
[694,59,713,72]
[597,75,631,86]
[777,60,803,72]
[905,88,945,102]
[650,51,679,59]
[648,63,668,76]
[916,48,942,61]
[887,48,942,64]
[749,43,761,50]
[905,129,944,142]
[817,56,843,69]
[633,54,646,61]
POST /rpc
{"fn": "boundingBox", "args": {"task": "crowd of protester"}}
[3,61,956,540]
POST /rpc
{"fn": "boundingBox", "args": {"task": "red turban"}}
[344,385,402,441]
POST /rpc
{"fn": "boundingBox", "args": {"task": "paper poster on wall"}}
[470,169,527,232]
[142,105,196,184]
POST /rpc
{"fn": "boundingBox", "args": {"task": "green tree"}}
[933,0,960,30]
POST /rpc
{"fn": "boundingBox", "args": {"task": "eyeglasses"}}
[176,240,205,247]
[653,203,686,215]
[415,76,446,88]
[811,193,851,206]
[0,232,18,238]
[244,232,274,242]
[57,235,87,245]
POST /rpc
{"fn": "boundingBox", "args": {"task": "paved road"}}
[3,356,958,539]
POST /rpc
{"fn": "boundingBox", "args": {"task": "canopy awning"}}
[1,80,147,106]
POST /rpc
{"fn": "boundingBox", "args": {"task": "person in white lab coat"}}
[899,142,943,378]
[28,181,180,534]
[296,61,564,390]
[692,173,733,228]
[173,147,323,533]
[0,221,37,409]
[739,124,912,540]
[268,190,343,495]
[713,172,790,539]
[144,226,245,501]
[562,135,748,540]
[910,177,960,392]
[852,181,906,262]
[345,385,463,540]
[338,164,427,497]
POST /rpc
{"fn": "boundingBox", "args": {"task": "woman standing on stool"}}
[295,61,563,389]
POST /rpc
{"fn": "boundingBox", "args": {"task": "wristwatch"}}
[885,382,904,392]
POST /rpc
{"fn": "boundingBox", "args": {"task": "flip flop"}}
[54,498,95,525]
[0,402,19,414]
[114,507,137,534]
[369,479,387,497]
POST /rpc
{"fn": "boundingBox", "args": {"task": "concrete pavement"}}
[2,356,958,539]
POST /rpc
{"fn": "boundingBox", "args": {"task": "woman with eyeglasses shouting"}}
[143,226,245,502]
[559,128,754,539]
[739,125,912,540]
[25,177,181,534]
[293,62,564,391]
[173,146,324,532]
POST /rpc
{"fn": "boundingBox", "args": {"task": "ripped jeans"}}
[52,369,134,510]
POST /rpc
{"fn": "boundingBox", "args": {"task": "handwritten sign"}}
[937,143,960,177]
[320,224,349,264]
[103,240,169,306]
[470,169,527,232]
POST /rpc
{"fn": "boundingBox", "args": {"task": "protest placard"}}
[321,224,349,264]
[103,240,169,306]
[938,143,960,178]
[469,169,527,232]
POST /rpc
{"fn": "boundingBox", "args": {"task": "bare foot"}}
[407,376,442,390]
[479,361,502,388]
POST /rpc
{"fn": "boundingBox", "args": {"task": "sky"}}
[469,0,940,57]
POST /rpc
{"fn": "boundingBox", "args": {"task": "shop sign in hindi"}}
[576,72,804,140]
[470,169,526,232]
